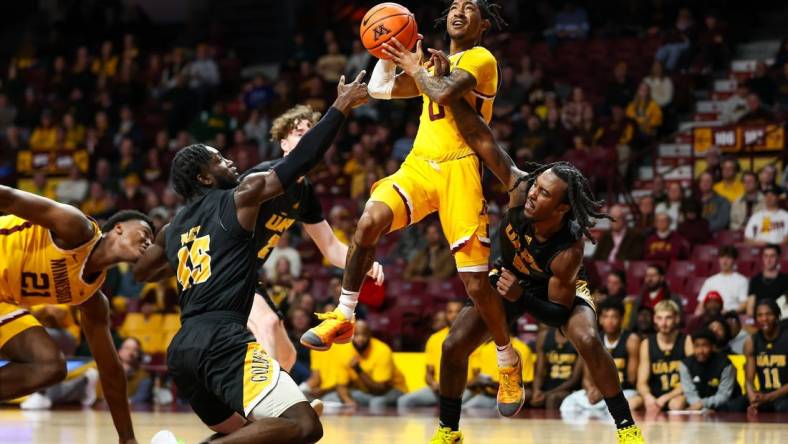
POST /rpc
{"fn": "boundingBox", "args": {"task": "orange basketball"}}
[360,3,418,60]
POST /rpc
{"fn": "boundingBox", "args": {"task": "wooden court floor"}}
[1,408,787,444]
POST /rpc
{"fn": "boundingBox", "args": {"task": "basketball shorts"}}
[0,302,41,349]
[466,280,596,325]
[167,311,306,426]
[369,153,489,272]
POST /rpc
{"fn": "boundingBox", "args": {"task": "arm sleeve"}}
[368,58,396,100]
[679,362,701,405]
[296,181,325,224]
[455,47,495,88]
[272,107,345,187]
[702,365,736,408]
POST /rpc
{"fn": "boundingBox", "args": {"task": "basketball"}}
[360,2,418,60]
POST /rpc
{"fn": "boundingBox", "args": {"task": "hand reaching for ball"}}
[333,70,369,114]
[425,48,451,77]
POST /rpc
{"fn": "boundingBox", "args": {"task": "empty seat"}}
[692,244,719,262]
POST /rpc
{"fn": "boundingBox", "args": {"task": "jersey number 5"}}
[177,235,212,290]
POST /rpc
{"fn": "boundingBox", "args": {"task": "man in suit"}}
[593,205,644,262]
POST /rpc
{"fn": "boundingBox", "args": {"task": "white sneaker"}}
[81,368,99,407]
[150,430,185,444]
[20,393,52,410]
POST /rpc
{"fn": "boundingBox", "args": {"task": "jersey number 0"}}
[177,233,212,290]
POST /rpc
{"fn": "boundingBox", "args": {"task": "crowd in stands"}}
[0,0,786,416]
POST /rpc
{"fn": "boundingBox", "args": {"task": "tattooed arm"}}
[382,39,476,106]
[449,98,527,206]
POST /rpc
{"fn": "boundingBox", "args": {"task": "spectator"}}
[720,84,750,124]
[116,174,146,211]
[30,170,56,199]
[644,212,689,261]
[677,199,711,245]
[748,61,777,106]
[530,328,582,410]
[725,312,748,354]
[495,66,527,118]
[696,246,749,315]
[680,329,744,412]
[62,112,86,150]
[552,1,589,40]
[29,111,58,151]
[758,165,778,192]
[650,175,667,205]
[695,12,730,72]
[56,166,89,204]
[403,223,456,282]
[345,41,371,78]
[742,300,788,412]
[703,147,723,183]
[731,171,765,230]
[629,264,683,329]
[626,82,663,139]
[464,335,534,409]
[593,270,628,305]
[634,306,656,336]
[643,61,674,108]
[118,137,143,178]
[656,182,684,228]
[706,315,734,354]
[560,299,643,413]
[634,195,656,235]
[698,171,731,232]
[322,320,407,409]
[392,121,417,162]
[114,105,142,147]
[561,86,589,131]
[744,186,788,246]
[655,30,690,72]
[515,115,547,162]
[605,61,636,109]
[262,232,302,281]
[593,204,645,262]
[687,291,725,332]
[713,157,744,204]
[0,93,18,132]
[81,182,115,218]
[637,300,693,412]
[186,43,220,90]
[431,309,448,334]
[738,93,775,124]
[91,40,119,77]
[747,244,788,316]
[316,42,347,84]
[190,101,235,142]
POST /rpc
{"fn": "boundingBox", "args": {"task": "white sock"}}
[337,288,359,320]
[496,342,518,367]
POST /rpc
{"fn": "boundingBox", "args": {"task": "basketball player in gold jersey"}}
[0,185,154,444]
[300,0,527,422]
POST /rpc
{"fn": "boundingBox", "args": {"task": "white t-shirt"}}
[697,272,749,311]
[744,209,788,244]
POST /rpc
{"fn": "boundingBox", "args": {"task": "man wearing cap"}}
[688,291,724,332]
[745,186,788,246]
[695,246,749,316]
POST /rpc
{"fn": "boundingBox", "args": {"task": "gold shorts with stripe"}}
[369,154,490,271]
[0,302,41,348]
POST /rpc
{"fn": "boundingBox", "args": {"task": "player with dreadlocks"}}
[423,81,646,443]
[302,0,529,427]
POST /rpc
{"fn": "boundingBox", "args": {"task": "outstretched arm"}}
[132,224,174,282]
[79,292,136,444]
[234,72,369,231]
[0,185,94,249]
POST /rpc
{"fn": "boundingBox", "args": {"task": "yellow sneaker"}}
[300,309,355,351]
[429,426,463,444]
[496,352,525,417]
[616,425,645,444]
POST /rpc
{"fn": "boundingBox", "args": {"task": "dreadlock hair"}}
[511,161,612,243]
[435,0,507,34]
[171,144,213,200]
[101,210,154,234]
